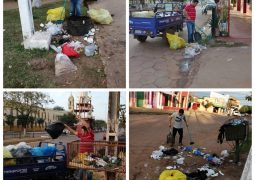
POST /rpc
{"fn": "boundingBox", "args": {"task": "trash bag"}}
[84,43,97,56]
[162,148,178,156]
[159,170,187,180]
[166,33,186,50]
[88,9,113,25]
[4,147,16,166]
[5,145,16,151]
[16,142,31,149]
[31,147,44,156]
[67,16,94,36]
[32,0,42,8]
[45,122,65,139]
[45,22,62,35]
[11,148,31,158]
[55,53,78,77]
[47,7,65,21]
[62,43,80,58]
[132,11,155,18]
[41,146,57,156]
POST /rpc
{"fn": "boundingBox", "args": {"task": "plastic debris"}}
[32,0,42,8]
[85,43,97,57]
[220,150,229,158]
[47,7,65,21]
[151,150,164,160]
[176,157,185,165]
[219,170,224,176]
[45,22,63,35]
[69,41,85,51]
[166,166,174,170]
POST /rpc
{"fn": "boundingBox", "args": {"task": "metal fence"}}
[67,141,126,173]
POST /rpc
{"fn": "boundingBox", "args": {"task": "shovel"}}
[186,123,195,145]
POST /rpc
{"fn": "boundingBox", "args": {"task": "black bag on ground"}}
[66,16,94,36]
[45,122,65,139]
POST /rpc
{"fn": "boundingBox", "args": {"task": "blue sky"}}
[44,91,126,121]
[192,91,252,106]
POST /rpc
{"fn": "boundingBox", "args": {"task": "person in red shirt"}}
[64,118,94,180]
[183,0,199,43]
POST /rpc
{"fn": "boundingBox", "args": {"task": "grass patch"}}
[4,3,65,88]
[130,107,174,115]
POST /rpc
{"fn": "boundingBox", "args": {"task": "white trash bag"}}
[55,53,77,76]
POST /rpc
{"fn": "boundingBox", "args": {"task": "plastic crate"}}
[67,141,126,173]
[225,124,247,141]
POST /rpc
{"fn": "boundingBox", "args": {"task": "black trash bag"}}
[194,31,202,42]
[45,122,65,139]
[162,148,178,156]
[186,170,207,180]
[66,16,94,36]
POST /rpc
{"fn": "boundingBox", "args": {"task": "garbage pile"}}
[151,146,179,160]
[151,145,231,179]
[69,151,125,171]
[28,6,114,76]
[4,142,57,166]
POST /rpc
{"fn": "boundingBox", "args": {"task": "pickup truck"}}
[129,2,184,42]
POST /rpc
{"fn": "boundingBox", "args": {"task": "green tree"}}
[53,106,65,111]
[94,120,107,131]
[4,92,53,135]
[5,115,16,131]
[59,113,77,126]
[37,118,45,128]
[28,116,35,129]
[245,94,252,101]
[119,104,126,130]
[239,106,252,114]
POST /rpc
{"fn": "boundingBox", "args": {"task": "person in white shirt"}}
[169,109,188,146]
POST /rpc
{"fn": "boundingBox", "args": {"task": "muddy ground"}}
[130,112,251,180]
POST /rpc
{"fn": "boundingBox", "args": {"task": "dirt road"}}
[129,5,251,88]
[130,112,250,180]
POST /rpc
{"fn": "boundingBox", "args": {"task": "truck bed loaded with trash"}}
[4,141,126,180]
[129,2,184,42]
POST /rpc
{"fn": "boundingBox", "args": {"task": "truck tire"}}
[136,35,147,42]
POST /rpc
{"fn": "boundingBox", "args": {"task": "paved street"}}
[130,111,251,180]
[129,6,251,88]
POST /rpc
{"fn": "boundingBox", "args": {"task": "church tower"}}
[68,93,74,113]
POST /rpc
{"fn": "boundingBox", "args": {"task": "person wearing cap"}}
[168,109,188,146]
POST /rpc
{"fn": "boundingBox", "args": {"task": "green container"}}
[136,92,144,107]
[225,125,247,141]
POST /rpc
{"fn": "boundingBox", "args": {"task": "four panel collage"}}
[2,0,252,180]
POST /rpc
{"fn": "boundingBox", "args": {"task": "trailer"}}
[129,2,184,42]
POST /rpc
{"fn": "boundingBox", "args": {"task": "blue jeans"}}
[186,21,195,43]
[70,0,82,16]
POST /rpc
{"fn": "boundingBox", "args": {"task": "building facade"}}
[129,91,190,110]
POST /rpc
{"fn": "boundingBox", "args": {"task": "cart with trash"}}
[129,2,184,42]
[3,142,73,180]
[67,141,126,179]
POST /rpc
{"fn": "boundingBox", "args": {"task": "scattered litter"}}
[55,53,77,76]
[159,170,187,180]
[85,43,97,57]
[219,170,224,176]
[227,58,233,62]
[172,156,178,160]
[40,23,44,28]
[144,163,148,168]
[229,160,233,163]
[62,43,80,58]
[151,150,163,160]
[69,41,85,52]
[221,150,229,158]
[50,44,61,53]
[162,148,178,156]
[24,31,52,50]
[166,166,173,170]
[88,9,113,25]
[176,157,184,165]
[45,22,63,36]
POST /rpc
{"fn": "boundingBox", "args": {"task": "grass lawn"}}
[4,2,106,88]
